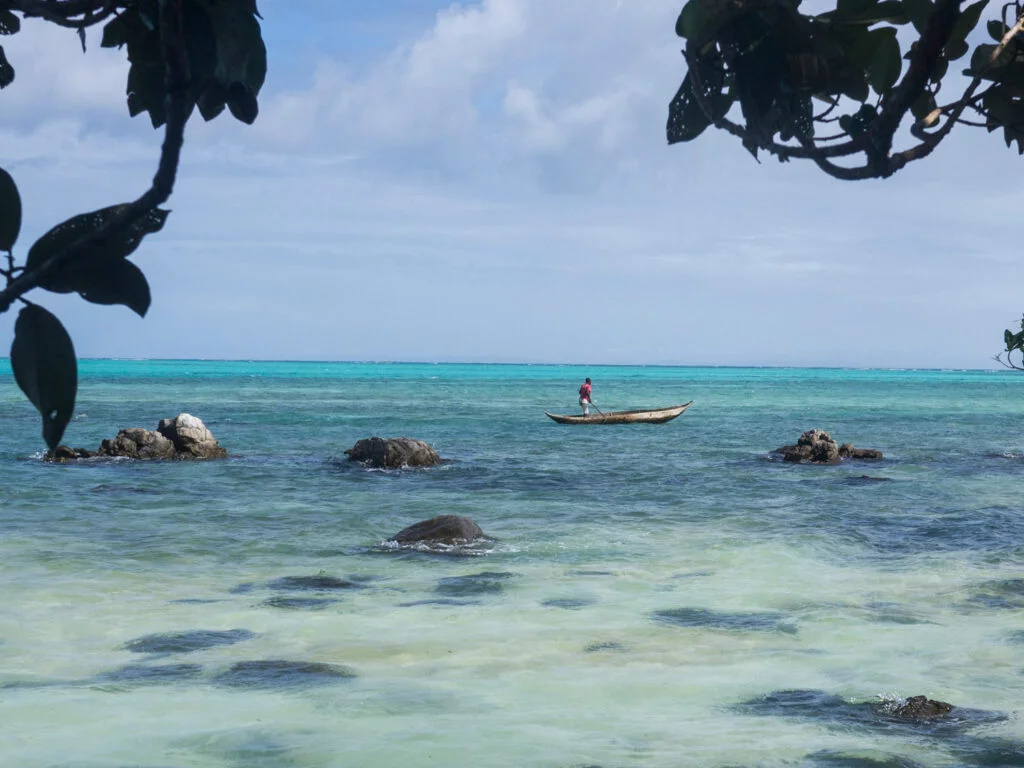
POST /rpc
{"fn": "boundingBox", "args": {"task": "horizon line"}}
[0,357,1008,373]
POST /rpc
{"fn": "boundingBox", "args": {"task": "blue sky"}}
[0,0,1021,367]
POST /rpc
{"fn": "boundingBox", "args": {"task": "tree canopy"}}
[666,0,1024,179]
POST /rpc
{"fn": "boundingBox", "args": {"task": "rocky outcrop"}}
[46,446,97,462]
[774,429,882,465]
[100,427,178,459]
[344,437,442,468]
[889,695,954,719]
[47,414,227,461]
[157,413,227,458]
[390,515,485,545]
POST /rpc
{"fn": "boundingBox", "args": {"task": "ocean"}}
[0,361,1022,767]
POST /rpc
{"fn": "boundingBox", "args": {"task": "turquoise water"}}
[1,361,1023,767]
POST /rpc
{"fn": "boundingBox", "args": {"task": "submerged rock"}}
[96,414,226,460]
[214,660,356,689]
[123,629,256,654]
[344,437,441,468]
[390,515,485,545]
[774,430,882,465]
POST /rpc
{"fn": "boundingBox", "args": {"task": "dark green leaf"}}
[946,0,988,54]
[100,14,131,48]
[819,1,909,24]
[988,19,1005,41]
[1005,328,1015,348]
[203,0,267,95]
[969,42,1014,77]
[836,0,880,19]
[0,166,20,251]
[127,60,166,126]
[676,0,709,39]
[902,0,933,34]
[11,304,77,452]
[197,80,228,121]
[26,205,169,292]
[226,81,258,123]
[0,44,13,89]
[0,9,20,34]
[945,39,970,60]
[667,75,713,143]
[74,259,152,317]
[868,32,901,92]
[77,27,86,53]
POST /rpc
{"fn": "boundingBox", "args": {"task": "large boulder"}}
[774,429,881,465]
[100,428,177,460]
[344,437,442,468]
[158,413,227,458]
[390,515,485,545]
[94,414,226,460]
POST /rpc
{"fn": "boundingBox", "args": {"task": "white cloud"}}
[0,17,129,122]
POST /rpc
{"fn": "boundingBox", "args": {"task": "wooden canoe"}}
[544,401,693,425]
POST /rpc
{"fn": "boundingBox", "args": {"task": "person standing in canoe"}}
[578,378,593,416]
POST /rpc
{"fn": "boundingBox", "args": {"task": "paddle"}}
[589,402,604,416]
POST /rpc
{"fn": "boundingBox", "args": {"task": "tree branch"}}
[3,0,119,28]
[912,12,1024,148]
[0,0,186,314]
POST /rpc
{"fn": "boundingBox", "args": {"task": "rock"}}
[157,413,227,458]
[890,695,954,719]
[86,414,226,460]
[344,437,441,468]
[848,448,883,460]
[775,429,881,465]
[390,515,484,544]
[46,446,97,462]
[99,428,177,460]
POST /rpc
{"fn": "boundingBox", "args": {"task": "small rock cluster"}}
[774,429,882,465]
[49,414,226,461]
[344,437,442,468]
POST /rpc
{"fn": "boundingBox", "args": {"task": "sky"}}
[1,0,1022,368]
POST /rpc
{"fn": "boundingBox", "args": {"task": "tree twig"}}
[0,0,186,314]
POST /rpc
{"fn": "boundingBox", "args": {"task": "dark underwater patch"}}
[1007,630,1024,644]
[434,571,516,597]
[169,598,223,605]
[123,629,256,654]
[962,578,1024,611]
[542,597,595,610]
[840,475,894,485]
[864,602,933,625]
[804,750,929,768]
[215,660,356,689]
[398,598,480,607]
[97,663,203,685]
[230,582,256,594]
[653,607,796,633]
[267,574,360,591]
[262,596,339,610]
[583,641,627,653]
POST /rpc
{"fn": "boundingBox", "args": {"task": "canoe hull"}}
[544,401,693,425]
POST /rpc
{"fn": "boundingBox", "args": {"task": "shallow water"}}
[1,361,1023,767]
